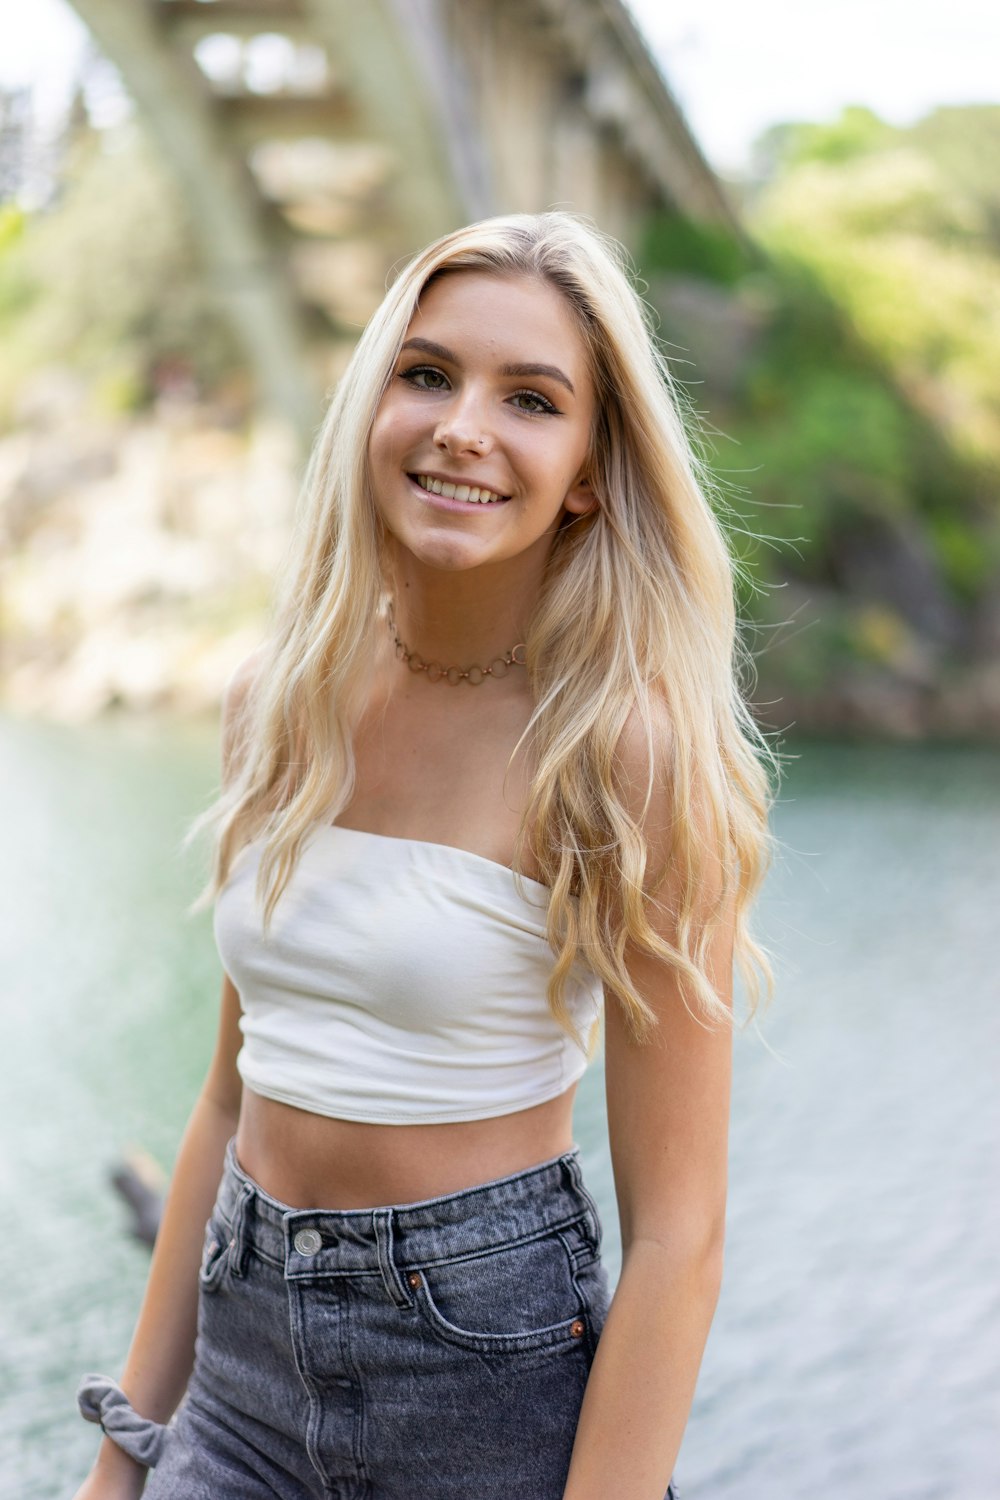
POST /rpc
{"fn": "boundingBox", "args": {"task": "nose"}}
[433,388,493,458]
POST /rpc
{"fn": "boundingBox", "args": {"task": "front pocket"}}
[198,1217,232,1295]
[409,1227,591,1354]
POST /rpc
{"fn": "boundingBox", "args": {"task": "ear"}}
[563,474,599,516]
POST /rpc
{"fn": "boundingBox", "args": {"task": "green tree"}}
[0,115,243,422]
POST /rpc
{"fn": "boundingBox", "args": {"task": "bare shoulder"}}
[611,699,674,783]
[610,698,677,870]
[612,698,728,902]
[222,644,267,720]
[220,645,267,784]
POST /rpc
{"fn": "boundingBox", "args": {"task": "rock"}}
[827,513,965,648]
[11,366,89,429]
[110,1148,166,1248]
[649,274,771,399]
[0,394,295,719]
[837,667,930,739]
[969,570,1000,657]
[929,663,1000,738]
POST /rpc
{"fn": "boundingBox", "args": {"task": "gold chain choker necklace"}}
[386,601,526,686]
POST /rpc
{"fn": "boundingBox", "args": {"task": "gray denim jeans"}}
[84,1137,678,1498]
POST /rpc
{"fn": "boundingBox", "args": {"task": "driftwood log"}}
[111,1148,166,1247]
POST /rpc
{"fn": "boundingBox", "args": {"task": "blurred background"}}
[1,2,997,1497]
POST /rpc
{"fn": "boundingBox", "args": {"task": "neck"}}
[385,557,542,670]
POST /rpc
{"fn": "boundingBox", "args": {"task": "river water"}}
[1,713,997,1499]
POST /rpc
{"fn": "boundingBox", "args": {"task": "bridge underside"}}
[68,0,738,442]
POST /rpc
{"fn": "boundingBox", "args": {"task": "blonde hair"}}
[187,211,778,1045]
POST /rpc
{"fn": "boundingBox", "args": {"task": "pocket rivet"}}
[570,1319,585,1338]
[407,1271,422,1288]
[294,1228,323,1256]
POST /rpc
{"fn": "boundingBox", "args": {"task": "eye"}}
[509,388,559,416]
[399,365,450,391]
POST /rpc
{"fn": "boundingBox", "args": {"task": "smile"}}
[412,474,509,505]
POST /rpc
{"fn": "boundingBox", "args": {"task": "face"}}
[367,271,597,577]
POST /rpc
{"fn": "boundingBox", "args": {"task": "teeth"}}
[417,475,505,504]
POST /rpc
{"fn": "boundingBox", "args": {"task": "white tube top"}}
[212,823,603,1124]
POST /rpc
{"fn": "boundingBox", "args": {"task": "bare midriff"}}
[233,1083,580,1211]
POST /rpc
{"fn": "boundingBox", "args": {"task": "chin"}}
[413,545,491,573]
[385,528,484,574]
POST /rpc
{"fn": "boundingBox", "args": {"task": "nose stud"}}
[435,430,488,453]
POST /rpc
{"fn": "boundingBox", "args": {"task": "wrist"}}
[93,1435,147,1482]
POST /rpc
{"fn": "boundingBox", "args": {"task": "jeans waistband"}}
[214,1136,602,1281]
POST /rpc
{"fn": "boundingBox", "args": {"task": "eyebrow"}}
[400,338,576,396]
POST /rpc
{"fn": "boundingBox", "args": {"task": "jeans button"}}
[294,1228,323,1256]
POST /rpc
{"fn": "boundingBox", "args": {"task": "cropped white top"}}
[212,823,603,1124]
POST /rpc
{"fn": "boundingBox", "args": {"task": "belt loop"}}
[372,1209,413,1309]
[559,1150,582,1194]
[228,1180,254,1279]
[559,1151,602,1248]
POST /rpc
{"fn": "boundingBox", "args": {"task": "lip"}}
[406,473,511,512]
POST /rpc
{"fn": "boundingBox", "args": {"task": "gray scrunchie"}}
[77,1373,170,1468]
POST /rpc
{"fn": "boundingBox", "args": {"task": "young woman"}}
[74,212,775,1500]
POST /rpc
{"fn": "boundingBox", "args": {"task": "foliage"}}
[751,105,896,175]
[749,108,1000,473]
[641,210,752,286]
[909,106,1000,249]
[0,204,33,320]
[0,119,244,424]
[679,103,1000,686]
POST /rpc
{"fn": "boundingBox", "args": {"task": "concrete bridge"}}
[67,0,738,441]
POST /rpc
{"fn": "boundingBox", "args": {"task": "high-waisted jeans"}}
[84,1137,678,1498]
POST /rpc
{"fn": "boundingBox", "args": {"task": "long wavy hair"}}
[186,211,779,1046]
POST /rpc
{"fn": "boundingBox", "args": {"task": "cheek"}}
[369,409,401,473]
[371,396,425,468]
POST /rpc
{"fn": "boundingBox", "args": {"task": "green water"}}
[2,714,998,1498]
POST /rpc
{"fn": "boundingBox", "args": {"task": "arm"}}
[76,659,257,1498]
[80,983,244,1498]
[562,723,734,1500]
